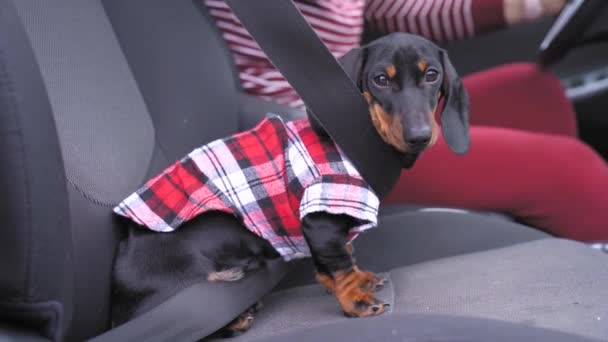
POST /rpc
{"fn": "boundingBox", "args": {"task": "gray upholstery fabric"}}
[275,210,548,290]
[12,0,155,205]
[355,210,549,271]
[231,239,608,341]
[102,0,241,171]
[379,204,515,221]
[0,322,52,342]
[10,1,159,339]
[5,1,301,339]
[391,239,608,337]
[0,1,73,339]
[243,314,605,342]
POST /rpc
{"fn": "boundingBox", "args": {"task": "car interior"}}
[0,0,606,341]
[445,1,608,161]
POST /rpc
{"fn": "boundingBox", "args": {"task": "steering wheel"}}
[539,0,606,66]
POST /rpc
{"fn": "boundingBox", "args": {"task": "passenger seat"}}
[0,0,606,341]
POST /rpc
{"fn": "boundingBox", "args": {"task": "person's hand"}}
[504,0,567,26]
[540,0,567,16]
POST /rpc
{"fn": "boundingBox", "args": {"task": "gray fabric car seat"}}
[235,237,608,341]
[1,0,607,341]
[1,0,295,340]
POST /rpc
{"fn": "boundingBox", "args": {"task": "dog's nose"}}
[405,128,431,147]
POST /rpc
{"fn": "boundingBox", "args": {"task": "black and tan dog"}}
[112,32,469,337]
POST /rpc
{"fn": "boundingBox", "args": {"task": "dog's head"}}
[311,33,470,159]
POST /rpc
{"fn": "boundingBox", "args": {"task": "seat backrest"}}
[0,1,73,341]
[0,0,245,340]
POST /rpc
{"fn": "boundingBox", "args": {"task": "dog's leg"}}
[302,213,389,317]
[316,243,386,294]
[353,267,387,292]
[347,243,387,291]
[316,272,335,294]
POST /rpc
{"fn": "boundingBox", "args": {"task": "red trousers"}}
[384,63,608,241]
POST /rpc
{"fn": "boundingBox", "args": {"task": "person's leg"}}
[462,63,578,137]
[384,126,608,241]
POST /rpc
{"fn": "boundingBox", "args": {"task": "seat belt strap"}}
[225,0,403,197]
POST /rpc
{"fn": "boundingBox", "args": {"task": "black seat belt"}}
[225,0,404,197]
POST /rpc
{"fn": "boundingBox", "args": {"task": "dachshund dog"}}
[111,32,469,337]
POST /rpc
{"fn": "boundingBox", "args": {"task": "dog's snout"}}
[405,127,431,147]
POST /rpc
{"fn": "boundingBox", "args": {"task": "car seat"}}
[0,0,606,341]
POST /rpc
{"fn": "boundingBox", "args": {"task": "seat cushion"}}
[244,314,603,342]
[231,239,608,341]
[275,209,548,290]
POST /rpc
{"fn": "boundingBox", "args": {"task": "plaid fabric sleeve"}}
[299,174,380,236]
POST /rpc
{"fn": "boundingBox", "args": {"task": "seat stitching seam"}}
[0,49,33,300]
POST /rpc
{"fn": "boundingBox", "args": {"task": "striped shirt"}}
[204,0,506,108]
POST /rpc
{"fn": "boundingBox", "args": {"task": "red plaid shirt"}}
[114,115,379,260]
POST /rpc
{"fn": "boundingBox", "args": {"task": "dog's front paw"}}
[316,272,335,294]
[354,267,387,292]
[333,270,389,317]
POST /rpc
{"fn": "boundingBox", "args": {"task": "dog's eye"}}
[373,74,390,87]
[425,69,439,83]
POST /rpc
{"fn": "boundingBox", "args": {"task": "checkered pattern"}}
[114,115,379,260]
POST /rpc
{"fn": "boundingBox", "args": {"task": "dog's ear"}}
[439,49,470,154]
[308,47,367,138]
[337,47,367,91]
